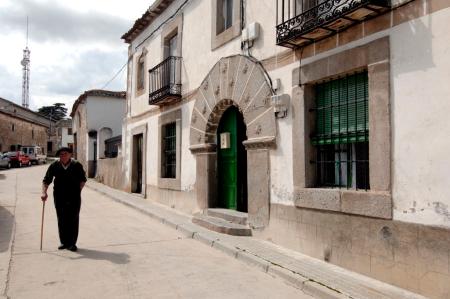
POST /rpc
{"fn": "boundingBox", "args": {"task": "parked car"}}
[4,151,31,167]
[21,146,47,164]
[0,153,12,169]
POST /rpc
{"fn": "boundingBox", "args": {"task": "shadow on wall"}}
[0,206,14,253]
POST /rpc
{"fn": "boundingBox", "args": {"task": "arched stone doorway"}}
[189,55,276,228]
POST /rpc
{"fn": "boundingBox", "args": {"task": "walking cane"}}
[40,200,45,251]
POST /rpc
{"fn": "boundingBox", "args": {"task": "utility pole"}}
[21,17,30,109]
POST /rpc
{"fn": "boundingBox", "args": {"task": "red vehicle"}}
[5,151,31,167]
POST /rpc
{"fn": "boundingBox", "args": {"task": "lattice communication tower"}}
[21,17,30,109]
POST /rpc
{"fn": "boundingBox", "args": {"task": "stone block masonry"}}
[256,203,450,299]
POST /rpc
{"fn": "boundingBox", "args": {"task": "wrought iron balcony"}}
[148,56,182,106]
[276,0,391,48]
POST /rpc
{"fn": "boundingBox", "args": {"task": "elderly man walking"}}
[41,147,87,252]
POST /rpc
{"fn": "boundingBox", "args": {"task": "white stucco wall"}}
[267,64,296,205]
[146,116,158,186]
[128,0,284,116]
[124,0,450,228]
[180,101,196,190]
[391,8,450,227]
[126,102,196,191]
[86,96,125,135]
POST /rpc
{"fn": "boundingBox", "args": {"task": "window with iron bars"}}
[311,71,369,190]
[161,122,176,179]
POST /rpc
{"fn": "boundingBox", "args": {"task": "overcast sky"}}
[0,0,154,113]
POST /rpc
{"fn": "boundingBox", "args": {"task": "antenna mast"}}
[21,16,30,109]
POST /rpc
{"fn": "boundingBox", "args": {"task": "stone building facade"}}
[0,97,51,154]
[70,90,125,178]
[120,1,450,297]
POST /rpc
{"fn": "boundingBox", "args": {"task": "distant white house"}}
[55,118,74,150]
[70,90,125,177]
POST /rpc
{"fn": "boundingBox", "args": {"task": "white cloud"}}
[0,0,152,112]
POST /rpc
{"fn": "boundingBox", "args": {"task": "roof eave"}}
[121,0,175,44]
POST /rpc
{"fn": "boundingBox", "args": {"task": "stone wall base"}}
[96,157,125,190]
[146,185,198,214]
[253,203,450,299]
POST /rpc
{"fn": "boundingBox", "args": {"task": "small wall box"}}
[220,132,231,149]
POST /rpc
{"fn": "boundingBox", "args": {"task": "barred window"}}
[311,71,369,189]
[161,122,176,179]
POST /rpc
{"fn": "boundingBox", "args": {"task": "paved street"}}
[0,165,313,299]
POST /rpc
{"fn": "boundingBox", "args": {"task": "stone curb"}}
[236,251,270,273]
[86,182,426,299]
[192,232,217,247]
[211,240,239,258]
[303,281,349,299]
[267,265,308,289]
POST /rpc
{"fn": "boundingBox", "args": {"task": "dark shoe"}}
[58,244,66,250]
[68,245,77,252]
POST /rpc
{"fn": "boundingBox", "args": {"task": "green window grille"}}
[162,122,176,178]
[312,71,368,145]
[311,71,369,190]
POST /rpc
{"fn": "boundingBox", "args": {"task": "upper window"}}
[136,48,147,94]
[217,0,233,34]
[137,58,145,91]
[161,14,182,59]
[296,0,326,13]
[165,34,178,58]
[68,128,73,135]
[311,71,369,190]
[161,122,176,179]
[211,0,241,49]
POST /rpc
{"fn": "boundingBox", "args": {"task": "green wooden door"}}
[217,107,248,211]
[218,108,238,210]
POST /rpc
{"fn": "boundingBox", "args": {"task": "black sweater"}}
[43,160,87,197]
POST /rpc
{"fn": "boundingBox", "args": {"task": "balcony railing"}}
[148,56,182,105]
[276,0,391,48]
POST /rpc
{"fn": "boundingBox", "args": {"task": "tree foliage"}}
[37,103,67,121]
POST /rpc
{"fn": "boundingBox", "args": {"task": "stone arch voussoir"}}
[189,55,277,151]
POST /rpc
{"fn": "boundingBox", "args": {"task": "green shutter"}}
[312,72,369,145]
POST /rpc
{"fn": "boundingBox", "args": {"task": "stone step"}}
[205,208,248,225]
[192,213,252,236]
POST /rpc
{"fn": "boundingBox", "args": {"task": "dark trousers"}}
[54,196,81,246]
